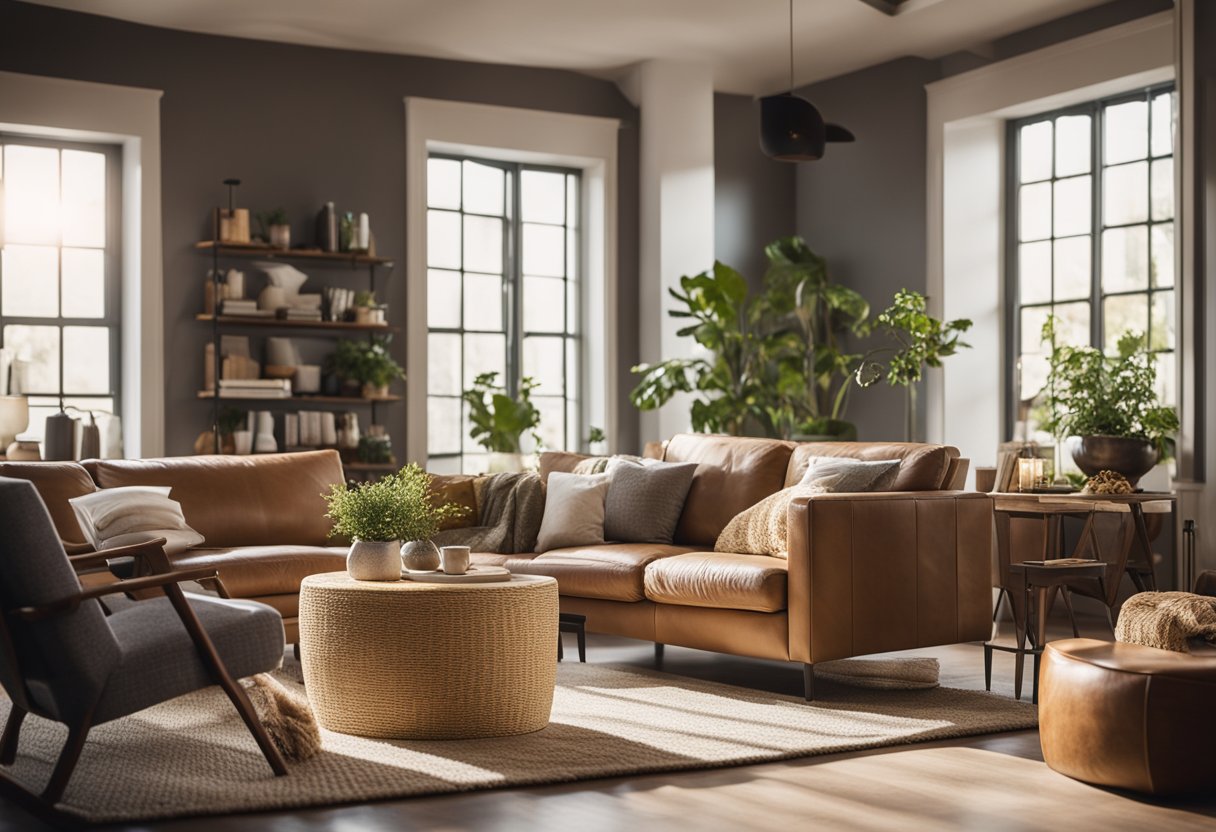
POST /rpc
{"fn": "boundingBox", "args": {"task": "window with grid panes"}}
[1008,85,1175,443]
[425,156,581,474]
[0,136,121,441]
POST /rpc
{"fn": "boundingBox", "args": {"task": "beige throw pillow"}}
[69,485,205,556]
[714,457,901,558]
[535,472,611,552]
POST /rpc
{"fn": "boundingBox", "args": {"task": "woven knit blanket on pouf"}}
[1115,591,1216,653]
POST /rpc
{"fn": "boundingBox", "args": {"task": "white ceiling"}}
[28,0,1113,95]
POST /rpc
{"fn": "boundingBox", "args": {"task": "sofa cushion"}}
[510,543,696,602]
[644,552,788,613]
[0,461,96,546]
[535,472,610,552]
[428,474,479,530]
[84,450,343,548]
[165,545,348,598]
[784,442,958,491]
[604,459,697,544]
[662,434,795,547]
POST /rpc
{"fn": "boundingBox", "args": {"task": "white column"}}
[623,60,715,443]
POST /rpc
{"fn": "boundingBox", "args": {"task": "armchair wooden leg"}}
[0,706,26,765]
[42,714,92,804]
[803,664,816,701]
[164,585,288,777]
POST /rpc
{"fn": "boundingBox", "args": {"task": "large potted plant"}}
[323,465,466,579]
[629,238,868,440]
[853,289,972,441]
[330,336,405,398]
[461,371,543,472]
[1039,318,1178,485]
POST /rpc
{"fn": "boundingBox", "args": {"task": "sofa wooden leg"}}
[803,664,816,701]
[654,643,664,663]
[0,705,26,765]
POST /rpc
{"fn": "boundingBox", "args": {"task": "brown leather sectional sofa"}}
[6,434,993,698]
[0,451,347,643]
[467,434,993,697]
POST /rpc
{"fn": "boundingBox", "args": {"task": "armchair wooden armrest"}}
[67,537,171,572]
[10,567,219,622]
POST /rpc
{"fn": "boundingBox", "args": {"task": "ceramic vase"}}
[347,539,402,581]
[269,224,290,250]
[488,452,525,474]
[400,539,441,571]
[1071,435,1159,486]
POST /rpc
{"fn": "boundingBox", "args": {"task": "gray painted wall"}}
[0,0,640,457]
[793,57,941,442]
[714,93,796,287]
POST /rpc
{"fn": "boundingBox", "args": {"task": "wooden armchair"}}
[0,477,288,804]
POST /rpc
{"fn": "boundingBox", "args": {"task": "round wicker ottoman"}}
[298,571,558,740]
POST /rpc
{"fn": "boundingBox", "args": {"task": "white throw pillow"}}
[535,472,610,552]
[797,456,901,492]
[69,485,204,556]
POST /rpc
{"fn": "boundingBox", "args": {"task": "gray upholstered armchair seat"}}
[96,595,284,724]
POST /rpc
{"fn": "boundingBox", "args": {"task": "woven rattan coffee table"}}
[298,571,558,740]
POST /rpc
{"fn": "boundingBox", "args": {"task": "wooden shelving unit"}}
[197,232,402,477]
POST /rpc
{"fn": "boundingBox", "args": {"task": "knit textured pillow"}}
[713,457,901,558]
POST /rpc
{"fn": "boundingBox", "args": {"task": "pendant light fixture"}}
[760,0,856,161]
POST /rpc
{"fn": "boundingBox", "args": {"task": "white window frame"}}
[0,70,164,457]
[405,97,619,465]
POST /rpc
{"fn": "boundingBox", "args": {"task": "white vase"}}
[488,452,524,474]
[347,539,402,581]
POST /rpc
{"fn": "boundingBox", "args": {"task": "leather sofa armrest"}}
[785,491,992,664]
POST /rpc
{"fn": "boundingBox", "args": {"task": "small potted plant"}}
[330,337,405,399]
[257,208,290,250]
[1039,317,1178,485]
[352,290,378,325]
[323,464,466,580]
[461,372,542,472]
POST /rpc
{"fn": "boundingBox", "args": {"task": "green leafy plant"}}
[255,208,288,239]
[588,426,606,445]
[353,290,377,309]
[1038,317,1178,457]
[462,372,542,453]
[854,289,973,440]
[356,435,392,464]
[330,337,405,389]
[322,464,466,542]
[629,238,869,439]
[217,406,246,437]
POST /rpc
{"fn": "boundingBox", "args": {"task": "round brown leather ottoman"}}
[299,572,558,739]
[1039,638,1216,794]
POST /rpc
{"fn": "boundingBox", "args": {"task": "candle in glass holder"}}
[1018,457,1044,492]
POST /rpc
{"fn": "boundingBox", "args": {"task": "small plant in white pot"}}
[323,465,466,580]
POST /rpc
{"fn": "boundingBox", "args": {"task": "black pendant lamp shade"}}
[761,1,855,161]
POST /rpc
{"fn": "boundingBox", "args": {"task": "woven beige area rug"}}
[1,663,1036,823]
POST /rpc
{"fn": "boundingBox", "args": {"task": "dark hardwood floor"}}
[2,637,1213,831]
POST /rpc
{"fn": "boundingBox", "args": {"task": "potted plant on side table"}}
[1039,318,1178,486]
[461,371,542,473]
[323,464,467,579]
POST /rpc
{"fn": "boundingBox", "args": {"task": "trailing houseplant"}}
[323,464,467,578]
[462,371,543,471]
[853,289,973,441]
[1037,317,1178,484]
[330,336,405,398]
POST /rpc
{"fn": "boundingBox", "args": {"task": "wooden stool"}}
[557,612,586,662]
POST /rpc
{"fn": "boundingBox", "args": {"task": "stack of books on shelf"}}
[217,378,292,399]
[220,298,273,317]
[282,307,323,322]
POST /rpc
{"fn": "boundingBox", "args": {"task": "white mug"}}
[440,545,470,575]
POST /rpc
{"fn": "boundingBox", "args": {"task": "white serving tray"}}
[402,565,512,584]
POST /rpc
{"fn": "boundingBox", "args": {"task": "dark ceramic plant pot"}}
[1071,435,1159,486]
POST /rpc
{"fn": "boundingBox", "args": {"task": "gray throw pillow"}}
[604,460,698,544]
[798,456,901,492]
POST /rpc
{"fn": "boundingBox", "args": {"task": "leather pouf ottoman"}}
[1039,638,1216,794]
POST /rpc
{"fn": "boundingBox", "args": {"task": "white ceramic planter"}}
[488,452,525,473]
[400,539,441,571]
[347,539,402,581]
